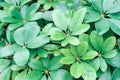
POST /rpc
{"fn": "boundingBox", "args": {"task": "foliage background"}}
[0,0,120,80]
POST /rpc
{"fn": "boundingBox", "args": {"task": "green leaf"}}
[100,57,107,72]
[99,68,111,80]
[109,19,120,35]
[28,59,44,71]
[40,56,50,68]
[95,18,110,35]
[70,62,83,78]
[9,8,23,19]
[8,22,23,31]
[68,36,79,45]
[49,55,63,70]
[30,12,43,20]
[26,3,40,19]
[82,62,96,80]
[0,59,10,72]
[25,71,42,80]
[1,17,20,23]
[40,75,47,80]
[102,36,116,52]
[112,68,120,80]
[77,41,88,56]
[51,69,73,80]
[89,57,100,71]
[105,51,120,67]
[91,0,103,13]
[71,24,90,35]
[106,2,120,13]
[11,65,26,71]
[69,8,87,31]
[61,57,75,64]
[52,9,68,31]
[103,0,114,11]
[0,44,20,57]
[82,51,98,60]
[0,67,11,80]
[61,38,68,46]
[15,69,27,80]
[61,49,73,57]
[14,48,29,66]
[27,35,49,49]
[50,31,66,41]
[103,50,117,58]
[118,38,120,49]
[37,49,48,57]
[84,7,101,23]
[20,0,31,6]
[90,31,103,51]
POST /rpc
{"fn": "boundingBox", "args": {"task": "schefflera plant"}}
[49,8,90,46]
[79,31,117,72]
[1,3,42,31]
[0,22,49,66]
[60,41,98,80]
[13,55,73,80]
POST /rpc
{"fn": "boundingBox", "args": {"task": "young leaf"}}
[95,18,110,35]
[69,8,87,31]
[81,51,98,60]
[103,50,117,58]
[61,57,75,64]
[68,36,79,45]
[14,48,29,66]
[70,62,83,78]
[25,71,42,80]
[71,24,90,35]
[102,36,116,52]
[100,57,107,72]
[27,35,49,49]
[52,9,68,31]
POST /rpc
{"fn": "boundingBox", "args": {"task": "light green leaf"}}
[70,8,87,31]
[100,57,107,72]
[49,55,63,70]
[61,57,75,64]
[103,50,117,58]
[28,59,44,71]
[102,36,116,52]
[77,41,88,56]
[68,36,79,45]
[26,3,40,19]
[20,0,31,6]
[1,17,20,23]
[27,35,49,49]
[90,58,100,71]
[90,31,103,51]
[25,71,42,80]
[70,62,83,78]
[0,44,20,57]
[71,24,90,35]
[30,12,43,20]
[112,68,120,80]
[84,7,101,23]
[82,62,96,80]
[91,0,103,13]
[103,0,114,11]
[106,51,120,67]
[61,49,73,57]
[52,9,68,31]
[61,38,68,46]
[82,51,98,60]
[51,69,73,80]
[50,31,66,41]
[0,59,10,72]
[0,67,11,80]
[109,19,120,35]
[95,18,110,35]
[99,68,111,80]
[14,22,40,46]
[11,65,26,71]
[14,48,29,66]
[15,69,27,80]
